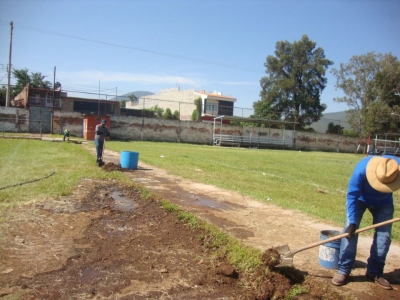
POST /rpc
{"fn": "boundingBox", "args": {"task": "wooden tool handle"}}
[293,217,400,255]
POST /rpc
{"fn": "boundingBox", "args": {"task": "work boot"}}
[332,273,348,286]
[366,273,392,290]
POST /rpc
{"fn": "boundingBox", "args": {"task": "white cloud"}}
[57,70,198,86]
[215,80,259,86]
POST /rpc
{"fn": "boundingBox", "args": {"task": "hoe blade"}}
[274,244,294,267]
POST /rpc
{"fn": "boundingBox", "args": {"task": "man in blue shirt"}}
[94,119,110,166]
[332,155,400,290]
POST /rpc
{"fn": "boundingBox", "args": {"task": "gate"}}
[29,107,52,133]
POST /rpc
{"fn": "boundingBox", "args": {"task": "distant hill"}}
[307,111,351,133]
[111,91,153,101]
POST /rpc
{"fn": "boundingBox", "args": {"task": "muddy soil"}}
[1,142,400,299]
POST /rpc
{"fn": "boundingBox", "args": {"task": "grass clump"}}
[286,284,309,299]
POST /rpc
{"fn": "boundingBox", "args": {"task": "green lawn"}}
[0,139,129,211]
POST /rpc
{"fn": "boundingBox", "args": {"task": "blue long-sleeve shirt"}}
[95,124,110,142]
[346,155,399,224]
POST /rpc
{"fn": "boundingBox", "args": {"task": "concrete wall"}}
[295,131,359,153]
[54,111,85,136]
[1,107,360,153]
[0,107,28,132]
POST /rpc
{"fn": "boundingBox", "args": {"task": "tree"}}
[0,86,6,106]
[12,68,52,95]
[191,109,199,121]
[192,97,202,121]
[255,35,333,129]
[164,108,173,119]
[326,122,344,135]
[331,52,400,136]
[151,105,164,118]
[120,100,126,108]
[173,110,180,120]
[128,93,138,104]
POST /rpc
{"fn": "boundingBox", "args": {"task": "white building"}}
[125,87,236,121]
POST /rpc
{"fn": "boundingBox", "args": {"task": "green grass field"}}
[1,138,400,241]
[0,139,129,209]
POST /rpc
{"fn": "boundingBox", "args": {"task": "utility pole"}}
[5,21,13,107]
[51,66,56,133]
[98,80,100,115]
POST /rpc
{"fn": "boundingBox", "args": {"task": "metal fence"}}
[0,116,45,138]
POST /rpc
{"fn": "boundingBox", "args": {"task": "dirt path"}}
[96,145,400,299]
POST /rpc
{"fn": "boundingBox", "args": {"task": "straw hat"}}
[366,157,400,193]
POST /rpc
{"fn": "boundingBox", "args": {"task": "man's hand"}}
[345,224,357,240]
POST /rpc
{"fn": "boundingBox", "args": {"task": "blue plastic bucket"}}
[120,151,139,170]
[318,230,341,269]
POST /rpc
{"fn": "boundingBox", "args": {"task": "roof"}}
[213,115,298,126]
[195,90,236,101]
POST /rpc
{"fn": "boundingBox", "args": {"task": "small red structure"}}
[83,115,111,140]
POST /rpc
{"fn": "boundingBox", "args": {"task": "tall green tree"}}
[326,122,344,135]
[0,86,6,106]
[128,93,138,104]
[331,52,400,136]
[12,68,52,95]
[164,108,173,119]
[191,97,202,121]
[255,35,333,128]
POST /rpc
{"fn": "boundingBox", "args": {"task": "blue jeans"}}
[94,140,104,161]
[337,200,394,276]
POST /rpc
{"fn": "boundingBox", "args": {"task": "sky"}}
[1,0,399,114]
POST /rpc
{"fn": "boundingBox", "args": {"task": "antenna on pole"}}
[5,21,13,107]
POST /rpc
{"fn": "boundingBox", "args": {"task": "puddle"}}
[184,194,230,210]
[111,191,135,212]
[103,219,133,235]
[80,267,102,284]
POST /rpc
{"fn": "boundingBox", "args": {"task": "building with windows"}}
[125,87,236,121]
[12,83,120,115]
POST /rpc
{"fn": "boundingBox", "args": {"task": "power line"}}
[0,20,262,73]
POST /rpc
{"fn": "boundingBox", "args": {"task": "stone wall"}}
[0,107,28,132]
[294,131,358,153]
[1,107,360,153]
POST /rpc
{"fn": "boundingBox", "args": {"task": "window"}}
[218,100,234,116]
[32,91,40,98]
[205,101,218,115]
[46,92,53,106]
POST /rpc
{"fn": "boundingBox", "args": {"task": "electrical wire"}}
[0,171,55,191]
[0,20,262,73]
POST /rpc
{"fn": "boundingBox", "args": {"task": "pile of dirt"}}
[102,162,123,172]
[0,179,346,299]
[102,162,135,173]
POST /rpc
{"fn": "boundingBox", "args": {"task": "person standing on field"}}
[332,155,400,290]
[94,119,110,165]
